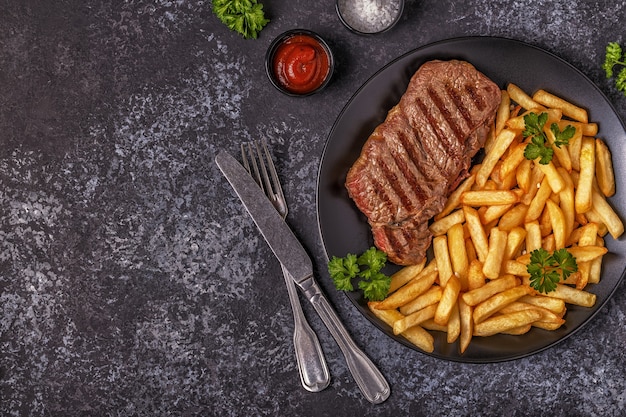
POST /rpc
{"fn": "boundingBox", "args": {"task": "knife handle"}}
[300,277,390,404]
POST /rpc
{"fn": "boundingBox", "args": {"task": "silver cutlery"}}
[216,149,390,404]
[241,140,330,393]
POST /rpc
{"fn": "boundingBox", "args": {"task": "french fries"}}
[367,84,623,355]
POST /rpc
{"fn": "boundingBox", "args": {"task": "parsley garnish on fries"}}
[328,247,390,301]
[527,248,578,294]
[523,112,575,165]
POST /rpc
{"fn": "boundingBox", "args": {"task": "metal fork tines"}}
[241,140,330,393]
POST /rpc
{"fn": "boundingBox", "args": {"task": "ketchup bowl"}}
[265,29,334,97]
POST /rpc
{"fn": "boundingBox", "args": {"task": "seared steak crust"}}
[345,60,501,265]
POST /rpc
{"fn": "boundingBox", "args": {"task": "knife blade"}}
[215,150,313,284]
[215,150,390,404]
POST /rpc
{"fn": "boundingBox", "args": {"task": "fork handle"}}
[281,264,330,392]
[299,276,390,404]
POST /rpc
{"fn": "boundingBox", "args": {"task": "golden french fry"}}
[393,304,438,335]
[499,301,564,325]
[476,129,518,188]
[524,220,542,252]
[466,238,477,263]
[495,90,510,135]
[421,319,448,332]
[433,235,453,287]
[368,302,434,352]
[520,164,546,206]
[447,223,469,290]
[436,174,476,220]
[526,176,552,222]
[567,245,608,262]
[429,209,465,236]
[504,226,527,260]
[462,190,519,206]
[467,259,486,291]
[546,199,567,249]
[399,286,443,315]
[388,259,427,294]
[374,265,438,310]
[459,298,473,354]
[557,166,576,239]
[584,208,609,236]
[483,124,497,156]
[595,138,615,197]
[447,302,461,344]
[462,274,519,307]
[516,158,532,193]
[473,285,533,324]
[499,142,527,182]
[483,227,508,279]
[464,205,489,262]
[591,188,624,239]
[502,259,530,277]
[474,309,543,337]
[575,223,599,290]
[536,160,564,194]
[434,275,461,326]
[502,324,533,335]
[582,123,598,136]
[481,203,513,224]
[549,284,596,307]
[498,203,529,232]
[575,137,595,214]
[565,122,583,171]
[506,83,545,112]
[518,294,566,316]
[532,89,588,123]
[588,252,603,285]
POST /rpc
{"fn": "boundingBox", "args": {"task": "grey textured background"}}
[1,1,625,416]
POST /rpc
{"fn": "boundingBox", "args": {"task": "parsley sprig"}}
[328,247,390,301]
[527,248,578,294]
[603,42,626,96]
[523,112,575,164]
[212,0,269,39]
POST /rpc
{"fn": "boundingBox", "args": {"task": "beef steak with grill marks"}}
[345,60,501,265]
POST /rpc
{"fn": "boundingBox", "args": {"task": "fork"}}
[241,140,330,393]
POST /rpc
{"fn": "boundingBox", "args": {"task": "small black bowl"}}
[265,29,335,97]
[336,0,404,35]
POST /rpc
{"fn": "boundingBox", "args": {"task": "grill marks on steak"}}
[345,60,501,265]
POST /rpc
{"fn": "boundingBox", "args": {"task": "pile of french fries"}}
[368,84,624,354]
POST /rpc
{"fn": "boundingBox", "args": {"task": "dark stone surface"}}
[1,1,625,416]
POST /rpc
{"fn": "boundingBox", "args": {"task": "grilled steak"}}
[345,60,501,265]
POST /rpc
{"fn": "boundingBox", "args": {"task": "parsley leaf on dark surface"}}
[328,247,390,301]
[358,271,391,302]
[212,0,269,39]
[357,247,387,273]
[603,42,626,96]
[328,253,359,291]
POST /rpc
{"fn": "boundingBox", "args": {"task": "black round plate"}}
[316,37,626,362]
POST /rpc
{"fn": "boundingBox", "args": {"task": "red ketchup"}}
[272,34,331,95]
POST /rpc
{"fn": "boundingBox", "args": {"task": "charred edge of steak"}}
[345,60,501,265]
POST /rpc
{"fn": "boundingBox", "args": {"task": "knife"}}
[215,150,390,404]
